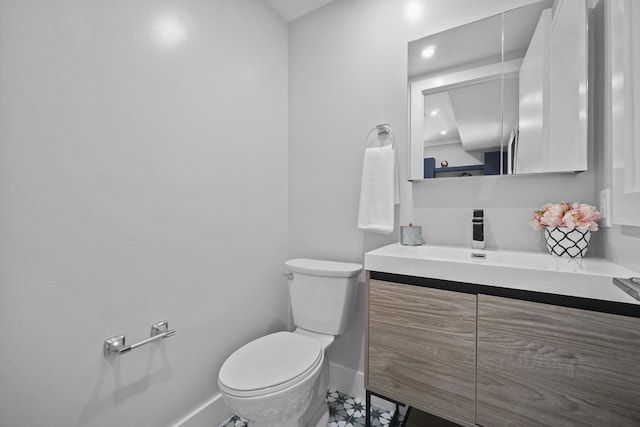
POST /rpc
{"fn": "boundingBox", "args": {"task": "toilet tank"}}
[285,258,363,335]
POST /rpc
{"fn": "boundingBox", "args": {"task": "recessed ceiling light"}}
[440,130,447,135]
[430,109,438,116]
[421,45,436,58]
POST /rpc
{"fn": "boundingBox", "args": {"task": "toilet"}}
[217,258,363,427]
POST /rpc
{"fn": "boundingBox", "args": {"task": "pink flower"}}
[529,202,601,231]
[529,210,545,230]
[564,203,601,231]
[539,202,568,227]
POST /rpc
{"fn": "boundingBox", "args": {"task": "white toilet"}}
[217,258,363,427]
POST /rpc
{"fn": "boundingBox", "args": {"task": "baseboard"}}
[328,362,395,412]
[328,362,365,401]
[171,393,232,427]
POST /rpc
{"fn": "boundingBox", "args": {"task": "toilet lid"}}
[218,331,322,397]
[285,258,363,278]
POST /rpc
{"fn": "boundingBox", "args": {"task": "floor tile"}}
[219,389,394,427]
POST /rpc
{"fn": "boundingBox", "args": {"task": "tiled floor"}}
[219,389,395,427]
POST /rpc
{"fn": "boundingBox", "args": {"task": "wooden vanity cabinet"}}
[366,273,640,427]
[366,278,477,426]
[476,295,640,426]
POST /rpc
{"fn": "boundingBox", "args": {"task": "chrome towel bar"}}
[104,321,175,357]
[365,123,396,148]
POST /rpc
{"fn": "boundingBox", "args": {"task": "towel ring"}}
[365,123,396,148]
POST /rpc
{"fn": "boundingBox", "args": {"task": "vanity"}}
[364,244,640,427]
[375,0,640,423]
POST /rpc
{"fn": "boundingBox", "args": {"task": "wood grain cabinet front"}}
[366,278,477,426]
[477,294,640,427]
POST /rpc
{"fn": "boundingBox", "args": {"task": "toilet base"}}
[309,408,330,427]
[300,357,330,426]
[221,352,329,427]
[244,406,328,427]
[248,419,302,427]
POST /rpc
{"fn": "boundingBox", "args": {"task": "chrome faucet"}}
[472,209,484,249]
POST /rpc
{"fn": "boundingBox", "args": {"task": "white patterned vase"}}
[544,226,591,258]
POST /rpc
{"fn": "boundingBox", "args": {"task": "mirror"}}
[408,0,589,180]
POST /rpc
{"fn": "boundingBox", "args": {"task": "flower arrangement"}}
[529,202,601,232]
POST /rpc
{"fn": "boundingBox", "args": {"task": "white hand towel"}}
[357,145,399,234]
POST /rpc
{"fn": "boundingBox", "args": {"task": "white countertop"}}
[365,243,640,305]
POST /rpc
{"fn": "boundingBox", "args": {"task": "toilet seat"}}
[218,331,323,398]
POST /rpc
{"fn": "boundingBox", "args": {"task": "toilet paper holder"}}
[103,320,175,357]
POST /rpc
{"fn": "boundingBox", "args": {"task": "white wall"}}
[0,1,288,426]
[289,0,600,380]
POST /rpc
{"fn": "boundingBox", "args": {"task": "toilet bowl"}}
[217,258,363,427]
[218,331,330,427]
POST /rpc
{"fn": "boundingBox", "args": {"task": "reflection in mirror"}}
[409,14,501,179]
[421,72,520,178]
[408,0,589,180]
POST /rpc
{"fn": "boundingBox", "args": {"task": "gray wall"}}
[0,1,289,425]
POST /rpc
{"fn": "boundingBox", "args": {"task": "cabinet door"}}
[366,279,477,425]
[477,294,640,426]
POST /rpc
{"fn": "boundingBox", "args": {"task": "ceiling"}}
[264,0,336,22]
